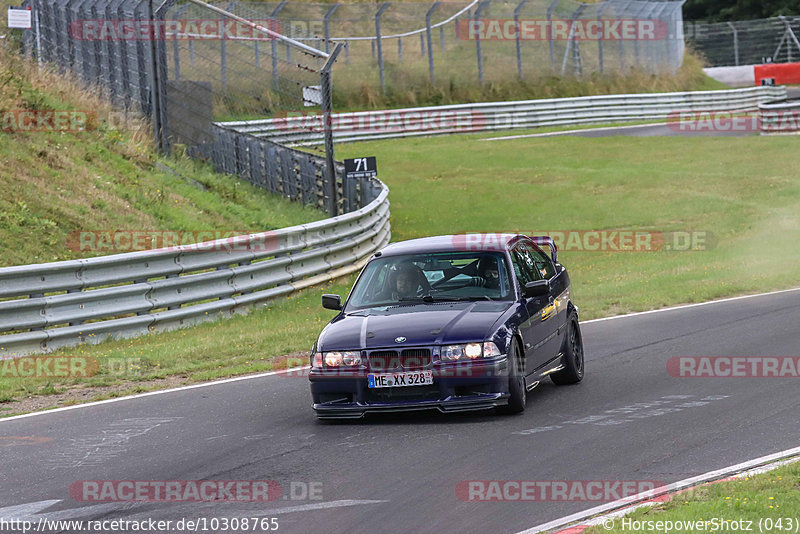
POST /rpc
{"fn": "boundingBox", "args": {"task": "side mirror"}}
[322,294,342,310]
[524,280,550,299]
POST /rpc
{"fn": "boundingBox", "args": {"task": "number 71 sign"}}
[344,157,377,179]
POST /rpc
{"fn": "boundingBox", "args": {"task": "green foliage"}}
[684,0,799,21]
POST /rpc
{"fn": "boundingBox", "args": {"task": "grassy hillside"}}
[0,43,322,267]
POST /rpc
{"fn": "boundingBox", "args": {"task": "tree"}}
[684,0,799,21]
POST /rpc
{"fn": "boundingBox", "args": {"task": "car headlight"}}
[440,342,503,361]
[322,351,362,367]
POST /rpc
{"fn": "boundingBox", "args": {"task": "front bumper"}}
[309,357,510,419]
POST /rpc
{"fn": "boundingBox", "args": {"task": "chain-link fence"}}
[685,16,800,67]
[18,0,688,217]
[23,0,387,217]
[222,0,686,93]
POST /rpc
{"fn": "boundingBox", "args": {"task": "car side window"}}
[521,242,556,279]
[510,247,540,286]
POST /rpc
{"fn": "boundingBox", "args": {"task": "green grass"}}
[3,131,800,412]
[0,275,354,409]
[337,133,800,318]
[0,45,322,267]
[586,461,800,533]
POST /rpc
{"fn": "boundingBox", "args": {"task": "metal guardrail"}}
[0,181,390,359]
[759,100,800,135]
[220,86,788,145]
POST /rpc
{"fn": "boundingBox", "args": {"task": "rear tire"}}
[551,313,584,385]
[497,337,526,414]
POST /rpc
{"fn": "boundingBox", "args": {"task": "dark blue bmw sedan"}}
[309,234,584,419]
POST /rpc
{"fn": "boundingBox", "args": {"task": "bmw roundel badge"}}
[395,336,407,343]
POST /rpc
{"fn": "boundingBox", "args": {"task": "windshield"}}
[345,252,513,311]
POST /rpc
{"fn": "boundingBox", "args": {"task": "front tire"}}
[551,313,584,385]
[498,337,526,414]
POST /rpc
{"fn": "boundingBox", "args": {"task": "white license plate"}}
[368,370,433,388]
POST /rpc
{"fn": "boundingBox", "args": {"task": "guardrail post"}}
[375,2,390,93]
[514,0,529,79]
[323,4,339,54]
[546,0,560,71]
[270,1,287,90]
[426,1,440,83]
[474,0,489,84]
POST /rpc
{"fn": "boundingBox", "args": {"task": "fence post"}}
[375,2,390,93]
[615,0,633,71]
[221,2,240,92]
[425,1,440,83]
[650,3,668,71]
[150,0,166,152]
[546,0,560,71]
[475,0,489,84]
[514,0,529,79]
[321,44,344,217]
[596,2,608,74]
[632,3,654,70]
[323,4,339,54]
[398,38,403,60]
[172,4,189,80]
[270,1,287,90]
[561,4,585,76]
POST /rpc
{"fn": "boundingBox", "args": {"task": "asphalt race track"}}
[1,289,799,534]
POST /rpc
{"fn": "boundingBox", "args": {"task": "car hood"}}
[317,301,513,351]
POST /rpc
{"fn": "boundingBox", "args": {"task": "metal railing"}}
[759,100,800,135]
[0,175,390,359]
[221,86,788,145]
[685,16,800,67]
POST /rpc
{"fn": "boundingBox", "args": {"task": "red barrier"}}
[754,62,800,85]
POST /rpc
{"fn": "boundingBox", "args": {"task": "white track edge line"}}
[580,286,800,325]
[3,286,799,423]
[482,122,664,141]
[0,366,310,423]
[517,445,800,534]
